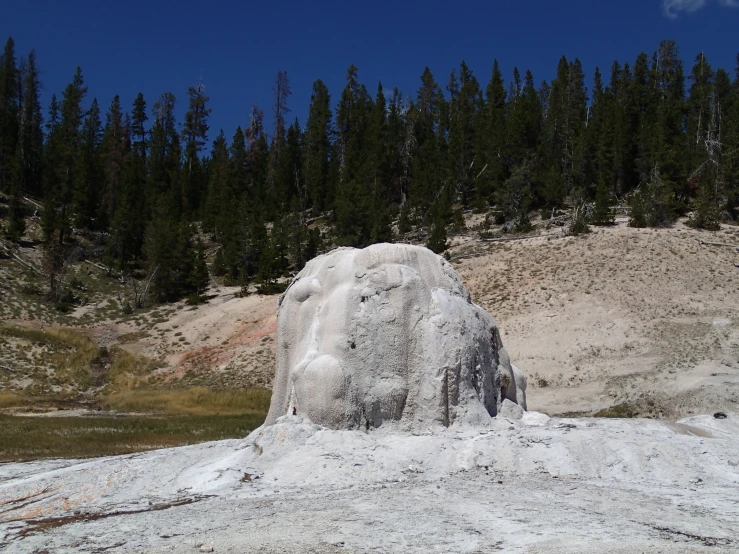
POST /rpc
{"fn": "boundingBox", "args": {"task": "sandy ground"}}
[452,218,739,417]
[85,289,278,390]
[134,289,278,389]
[1,413,737,553]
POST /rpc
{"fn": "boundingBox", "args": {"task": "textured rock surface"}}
[266,244,526,430]
[2,414,738,553]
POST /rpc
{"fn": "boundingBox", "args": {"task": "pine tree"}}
[475,60,507,206]
[724,55,739,213]
[190,238,209,296]
[287,196,306,270]
[447,61,480,207]
[303,79,332,211]
[410,68,445,213]
[542,57,588,205]
[498,163,533,232]
[0,37,19,193]
[41,230,66,300]
[213,127,247,274]
[592,179,615,225]
[144,198,180,302]
[335,65,371,188]
[541,58,569,205]
[74,97,102,227]
[148,92,181,216]
[6,192,25,241]
[305,227,322,261]
[42,94,62,241]
[245,104,269,211]
[629,165,676,227]
[240,204,268,281]
[101,95,127,228]
[386,88,407,206]
[334,65,373,245]
[56,67,88,243]
[629,52,656,181]
[182,80,211,214]
[335,178,371,246]
[687,53,715,173]
[364,82,392,244]
[267,71,291,212]
[426,208,448,254]
[125,93,148,255]
[583,67,605,196]
[506,69,542,207]
[203,130,229,237]
[690,172,721,230]
[651,40,687,192]
[229,126,247,197]
[131,92,148,160]
[275,118,303,211]
[15,50,44,197]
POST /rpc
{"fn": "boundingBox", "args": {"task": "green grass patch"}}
[102,386,272,416]
[0,413,265,462]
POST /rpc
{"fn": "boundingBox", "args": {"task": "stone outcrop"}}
[265,243,526,430]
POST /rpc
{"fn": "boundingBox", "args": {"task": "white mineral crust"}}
[266,243,526,430]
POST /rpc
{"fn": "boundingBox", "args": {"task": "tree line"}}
[1,37,738,302]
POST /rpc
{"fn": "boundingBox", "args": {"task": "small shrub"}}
[594,402,640,418]
[185,294,206,306]
[19,282,42,296]
[629,166,676,228]
[450,209,466,233]
[256,281,288,295]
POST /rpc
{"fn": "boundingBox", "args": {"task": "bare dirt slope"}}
[113,289,278,389]
[451,218,739,418]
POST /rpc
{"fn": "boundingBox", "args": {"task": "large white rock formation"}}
[266,243,526,430]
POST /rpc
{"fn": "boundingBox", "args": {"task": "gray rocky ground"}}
[1,412,738,553]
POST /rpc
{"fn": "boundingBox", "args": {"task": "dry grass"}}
[0,324,100,389]
[104,347,162,391]
[0,392,25,409]
[1,324,162,393]
[102,386,272,416]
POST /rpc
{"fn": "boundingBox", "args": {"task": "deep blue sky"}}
[2,0,738,147]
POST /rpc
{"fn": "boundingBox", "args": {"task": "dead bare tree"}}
[133,265,158,309]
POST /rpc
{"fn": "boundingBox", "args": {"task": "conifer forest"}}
[1,37,738,303]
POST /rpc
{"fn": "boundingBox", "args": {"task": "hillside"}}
[3,206,738,422]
